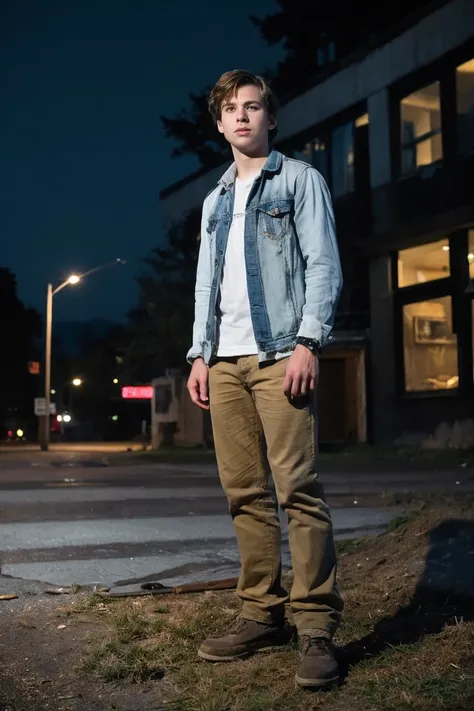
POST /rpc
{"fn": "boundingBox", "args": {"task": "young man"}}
[186,70,343,689]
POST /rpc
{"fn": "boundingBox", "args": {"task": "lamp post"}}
[39,258,126,451]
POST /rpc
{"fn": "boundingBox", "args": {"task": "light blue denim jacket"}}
[187,150,342,365]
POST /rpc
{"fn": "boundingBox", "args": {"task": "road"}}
[0,451,406,595]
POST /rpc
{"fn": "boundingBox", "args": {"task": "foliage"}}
[125,208,201,381]
[161,0,436,164]
[0,267,42,435]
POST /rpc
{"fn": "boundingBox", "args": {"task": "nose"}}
[236,106,248,123]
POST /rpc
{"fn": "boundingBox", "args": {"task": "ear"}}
[217,119,225,135]
[268,114,277,131]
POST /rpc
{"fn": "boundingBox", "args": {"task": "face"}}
[217,84,276,155]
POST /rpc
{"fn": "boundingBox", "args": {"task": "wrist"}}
[295,337,322,355]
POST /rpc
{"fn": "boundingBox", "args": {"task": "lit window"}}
[456,58,474,153]
[403,296,458,392]
[400,82,443,175]
[398,239,450,287]
[355,113,369,128]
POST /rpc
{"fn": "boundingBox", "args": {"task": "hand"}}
[187,358,210,410]
[283,345,318,399]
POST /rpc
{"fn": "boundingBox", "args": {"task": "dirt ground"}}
[0,595,168,711]
[1,499,474,711]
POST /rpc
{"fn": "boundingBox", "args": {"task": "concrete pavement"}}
[0,453,409,594]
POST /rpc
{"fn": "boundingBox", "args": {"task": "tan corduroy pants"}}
[208,355,343,637]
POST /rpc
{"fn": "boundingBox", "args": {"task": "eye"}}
[225,106,235,112]
[247,105,260,111]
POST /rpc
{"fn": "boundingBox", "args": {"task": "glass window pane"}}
[400,82,443,174]
[456,59,474,153]
[293,138,329,182]
[469,229,474,278]
[398,239,450,287]
[403,296,458,392]
[331,122,354,198]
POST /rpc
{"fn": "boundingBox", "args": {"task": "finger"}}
[196,400,210,411]
[309,376,316,391]
[300,377,308,396]
[188,382,200,405]
[291,373,302,399]
[199,376,209,403]
[283,370,293,397]
[189,386,209,410]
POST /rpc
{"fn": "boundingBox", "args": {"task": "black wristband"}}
[295,337,322,355]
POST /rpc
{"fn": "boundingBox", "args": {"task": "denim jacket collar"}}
[218,149,283,191]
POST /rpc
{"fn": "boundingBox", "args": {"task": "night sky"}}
[1,0,282,324]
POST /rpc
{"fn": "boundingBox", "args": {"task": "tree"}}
[161,0,437,163]
[125,209,202,381]
[161,90,231,169]
[0,268,41,436]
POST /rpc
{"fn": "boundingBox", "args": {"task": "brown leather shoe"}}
[295,635,339,689]
[198,618,293,662]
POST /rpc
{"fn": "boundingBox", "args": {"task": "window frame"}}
[393,229,474,398]
[283,101,369,199]
[390,39,474,178]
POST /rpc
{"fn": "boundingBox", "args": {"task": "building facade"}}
[160,0,474,445]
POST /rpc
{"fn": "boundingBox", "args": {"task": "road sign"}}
[34,398,56,416]
[35,398,46,415]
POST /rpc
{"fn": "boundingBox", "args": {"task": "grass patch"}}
[78,639,165,682]
[75,499,474,710]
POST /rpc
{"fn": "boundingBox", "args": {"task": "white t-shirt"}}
[217,173,260,356]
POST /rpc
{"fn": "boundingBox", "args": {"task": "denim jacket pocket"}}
[258,199,293,241]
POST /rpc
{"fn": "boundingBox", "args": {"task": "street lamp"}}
[39,258,126,451]
[72,378,82,387]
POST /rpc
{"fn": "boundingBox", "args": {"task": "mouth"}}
[235,128,251,135]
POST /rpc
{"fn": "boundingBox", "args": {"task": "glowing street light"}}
[39,258,126,451]
[72,378,82,387]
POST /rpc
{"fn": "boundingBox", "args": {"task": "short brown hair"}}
[208,70,278,124]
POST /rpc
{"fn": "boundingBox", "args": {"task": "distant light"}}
[68,275,80,284]
[112,415,119,421]
[72,378,82,386]
[122,385,153,400]
[63,414,72,423]
[16,429,24,438]
[7,430,13,438]
[442,245,450,251]
[113,378,119,384]
[468,253,474,264]
[51,389,56,395]
[57,415,63,422]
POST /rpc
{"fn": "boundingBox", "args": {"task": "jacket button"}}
[273,208,279,215]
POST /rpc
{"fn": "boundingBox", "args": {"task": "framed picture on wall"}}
[413,316,456,345]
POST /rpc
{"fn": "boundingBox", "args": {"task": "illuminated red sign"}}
[121,386,153,400]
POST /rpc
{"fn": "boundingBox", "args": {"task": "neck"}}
[232,145,270,181]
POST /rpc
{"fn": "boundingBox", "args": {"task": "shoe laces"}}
[298,635,330,656]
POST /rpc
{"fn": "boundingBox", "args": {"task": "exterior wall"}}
[369,256,397,443]
[161,164,226,230]
[161,0,474,224]
[368,90,392,188]
[158,0,474,446]
[276,0,473,141]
